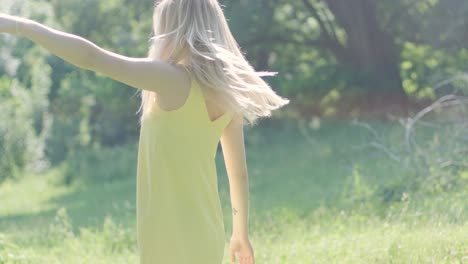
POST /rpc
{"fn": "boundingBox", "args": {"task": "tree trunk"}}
[324,0,408,103]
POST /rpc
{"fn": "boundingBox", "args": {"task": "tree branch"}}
[320,3,339,43]
[302,0,333,42]
[302,0,346,60]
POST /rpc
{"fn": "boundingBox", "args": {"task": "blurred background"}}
[0,0,467,263]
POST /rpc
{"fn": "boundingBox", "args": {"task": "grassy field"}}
[0,118,467,263]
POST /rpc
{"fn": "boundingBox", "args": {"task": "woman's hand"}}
[229,235,255,264]
[0,13,22,35]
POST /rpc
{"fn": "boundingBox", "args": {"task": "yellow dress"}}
[136,66,233,264]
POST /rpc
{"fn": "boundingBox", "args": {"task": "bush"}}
[0,73,52,183]
[60,142,137,185]
[0,233,32,264]
[351,93,468,202]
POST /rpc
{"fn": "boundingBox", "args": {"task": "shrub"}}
[351,93,468,202]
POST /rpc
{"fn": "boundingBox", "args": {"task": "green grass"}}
[0,119,467,263]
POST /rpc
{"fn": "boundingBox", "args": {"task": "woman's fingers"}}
[239,254,254,264]
[243,256,249,264]
[242,255,252,264]
[230,250,236,263]
[229,239,254,263]
[239,256,244,264]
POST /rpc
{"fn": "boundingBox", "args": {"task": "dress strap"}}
[178,64,234,131]
[212,111,235,132]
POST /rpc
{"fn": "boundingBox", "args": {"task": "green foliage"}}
[101,216,135,254]
[0,233,32,264]
[350,104,468,209]
[45,207,75,246]
[41,0,145,164]
[0,1,55,183]
[2,0,468,185]
[0,72,51,182]
[341,165,375,205]
[401,42,468,99]
[0,121,467,263]
[61,142,137,185]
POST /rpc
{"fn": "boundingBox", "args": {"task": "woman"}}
[0,0,289,263]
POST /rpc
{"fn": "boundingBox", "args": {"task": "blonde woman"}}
[0,0,289,263]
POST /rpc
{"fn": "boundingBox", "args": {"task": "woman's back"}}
[136,66,233,263]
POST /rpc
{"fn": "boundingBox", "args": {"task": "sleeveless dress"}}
[136,66,234,264]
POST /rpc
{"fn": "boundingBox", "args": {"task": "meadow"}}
[0,117,467,264]
[2,1,468,263]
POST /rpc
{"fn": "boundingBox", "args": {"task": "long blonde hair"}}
[138,0,289,126]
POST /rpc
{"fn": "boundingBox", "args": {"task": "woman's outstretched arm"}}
[0,13,182,95]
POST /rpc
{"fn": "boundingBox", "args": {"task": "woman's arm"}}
[1,13,182,95]
[220,114,250,239]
